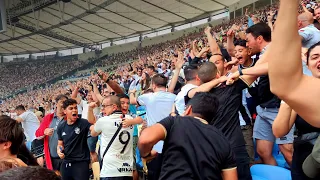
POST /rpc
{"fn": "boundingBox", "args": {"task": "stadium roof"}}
[0,0,237,55]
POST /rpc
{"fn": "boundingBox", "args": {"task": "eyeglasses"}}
[102,104,114,108]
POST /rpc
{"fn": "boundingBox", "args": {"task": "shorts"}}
[132,136,138,171]
[253,106,294,144]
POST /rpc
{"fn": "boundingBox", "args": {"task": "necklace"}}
[194,117,208,124]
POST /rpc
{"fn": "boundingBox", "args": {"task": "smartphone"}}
[59,146,64,153]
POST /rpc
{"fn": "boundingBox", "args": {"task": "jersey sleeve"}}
[221,143,237,171]
[94,118,103,134]
[57,123,63,141]
[137,93,152,106]
[19,113,27,121]
[299,28,313,42]
[158,116,175,139]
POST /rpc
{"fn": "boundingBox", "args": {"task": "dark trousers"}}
[233,146,252,180]
[60,161,89,180]
[291,140,319,180]
[51,157,63,171]
[100,177,133,180]
[147,153,163,180]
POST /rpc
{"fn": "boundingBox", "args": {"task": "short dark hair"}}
[306,41,320,65]
[246,22,272,42]
[0,166,61,180]
[117,94,129,100]
[55,94,68,103]
[234,39,247,48]
[0,116,24,155]
[152,74,168,88]
[147,66,155,72]
[184,66,198,81]
[198,62,217,83]
[62,99,77,109]
[15,105,25,111]
[186,92,219,123]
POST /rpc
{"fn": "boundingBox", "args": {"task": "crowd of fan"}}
[0,58,85,98]
[0,1,295,113]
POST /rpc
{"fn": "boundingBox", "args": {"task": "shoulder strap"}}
[100,114,124,169]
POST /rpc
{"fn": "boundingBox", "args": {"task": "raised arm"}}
[226,29,235,57]
[188,76,227,98]
[98,69,124,94]
[205,26,222,55]
[272,102,297,138]
[167,52,184,93]
[268,0,320,127]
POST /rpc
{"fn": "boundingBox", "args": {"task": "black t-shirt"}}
[209,79,248,148]
[295,115,320,136]
[159,116,236,180]
[57,118,91,162]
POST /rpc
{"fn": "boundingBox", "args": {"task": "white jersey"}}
[94,112,134,177]
[175,83,198,115]
[19,111,40,142]
[79,100,100,120]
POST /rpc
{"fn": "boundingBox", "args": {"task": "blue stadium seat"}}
[250,164,292,180]
[253,139,290,168]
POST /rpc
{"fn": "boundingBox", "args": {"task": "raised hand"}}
[204,26,212,35]
[176,52,185,69]
[226,29,235,37]
[226,71,240,85]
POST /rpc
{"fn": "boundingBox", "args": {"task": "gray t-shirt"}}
[49,115,63,158]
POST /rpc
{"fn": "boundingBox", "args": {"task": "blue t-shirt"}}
[129,104,139,137]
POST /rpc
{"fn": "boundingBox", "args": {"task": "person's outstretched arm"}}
[268,0,320,128]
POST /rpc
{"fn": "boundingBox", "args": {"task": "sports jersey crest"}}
[75,127,80,134]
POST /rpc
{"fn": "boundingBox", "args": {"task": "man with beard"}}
[245,23,294,166]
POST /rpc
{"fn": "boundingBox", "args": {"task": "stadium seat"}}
[250,164,292,180]
[253,139,290,168]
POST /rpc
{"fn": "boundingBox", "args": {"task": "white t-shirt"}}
[80,100,100,120]
[19,111,40,142]
[137,91,176,153]
[94,112,134,178]
[175,83,198,115]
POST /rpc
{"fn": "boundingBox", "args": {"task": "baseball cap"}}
[302,135,320,178]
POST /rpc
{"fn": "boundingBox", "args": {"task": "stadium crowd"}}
[1,0,320,180]
[0,58,85,98]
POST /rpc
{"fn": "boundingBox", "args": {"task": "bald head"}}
[198,62,217,83]
[298,12,314,25]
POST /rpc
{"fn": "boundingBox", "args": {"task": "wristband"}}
[238,68,243,76]
[105,78,110,83]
